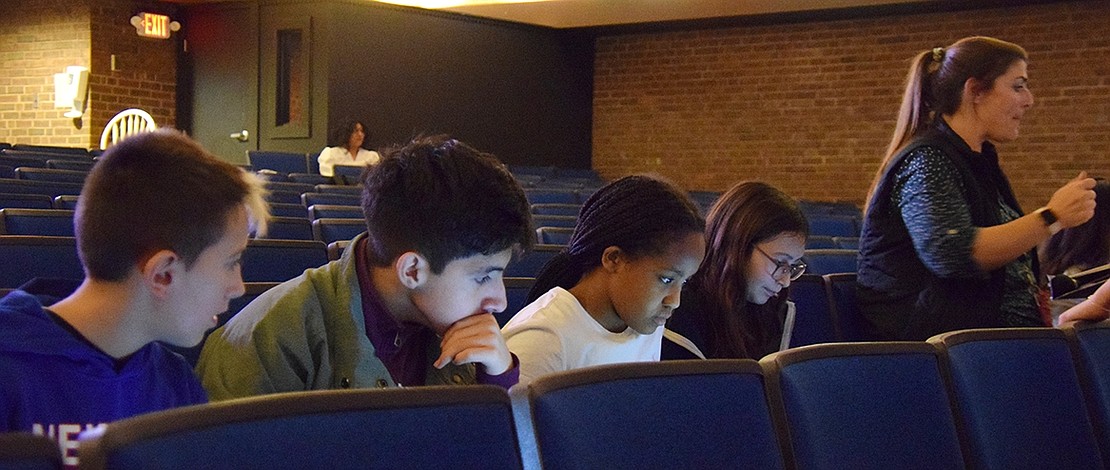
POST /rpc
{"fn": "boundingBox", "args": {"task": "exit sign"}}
[131,12,176,39]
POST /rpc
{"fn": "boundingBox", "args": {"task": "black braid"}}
[526,175,705,302]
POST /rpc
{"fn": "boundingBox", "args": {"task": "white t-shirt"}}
[317,146,380,177]
[502,287,664,386]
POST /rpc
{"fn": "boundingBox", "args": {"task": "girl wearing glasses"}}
[662,181,809,360]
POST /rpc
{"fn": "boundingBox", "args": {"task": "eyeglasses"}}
[755,246,807,281]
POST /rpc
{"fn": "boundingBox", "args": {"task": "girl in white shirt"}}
[502,175,706,386]
[318,119,380,178]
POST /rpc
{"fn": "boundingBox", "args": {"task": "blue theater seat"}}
[808,215,860,237]
[530,203,581,217]
[79,386,522,470]
[522,360,784,469]
[0,193,53,209]
[332,164,366,185]
[0,178,83,198]
[267,202,308,219]
[311,218,366,244]
[803,249,858,275]
[761,342,965,470]
[265,190,303,205]
[786,274,838,347]
[51,195,79,210]
[824,273,871,341]
[523,188,578,205]
[0,236,83,289]
[1064,320,1110,465]
[14,167,88,184]
[259,216,313,240]
[307,204,362,220]
[248,150,309,174]
[46,159,95,171]
[0,209,75,237]
[301,192,362,208]
[831,236,859,250]
[288,173,332,186]
[536,227,574,245]
[264,181,315,194]
[805,235,836,249]
[930,328,1103,469]
[241,239,329,283]
[506,244,562,278]
[532,214,578,229]
[313,184,362,195]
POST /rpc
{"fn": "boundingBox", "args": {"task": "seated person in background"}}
[198,136,534,399]
[663,181,808,360]
[1041,178,1110,324]
[0,130,269,465]
[317,118,380,178]
[502,175,705,386]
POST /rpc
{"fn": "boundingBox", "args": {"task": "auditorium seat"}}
[267,202,308,219]
[313,184,362,195]
[51,195,79,209]
[1064,320,1110,465]
[831,236,859,250]
[824,273,871,341]
[930,328,1103,469]
[786,274,838,347]
[761,342,965,470]
[0,165,12,179]
[248,150,309,174]
[326,240,350,261]
[0,193,52,209]
[506,244,562,278]
[288,173,332,185]
[311,218,366,244]
[536,227,574,245]
[307,204,362,220]
[523,360,784,469]
[11,144,90,156]
[0,236,83,289]
[0,432,62,470]
[687,190,721,213]
[530,203,581,217]
[0,208,75,236]
[532,214,578,229]
[803,249,858,275]
[79,386,522,470]
[46,159,95,171]
[264,181,316,195]
[805,235,836,249]
[523,188,578,205]
[14,167,88,184]
[259,216,313,240]
[0,178,83,197]
[241,239,328,283]
[301,192,362,208]
[265,190,303,205]
[332,164,366,185]
[807,215,860,237]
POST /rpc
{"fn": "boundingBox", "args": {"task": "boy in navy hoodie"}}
[0,130,269,466]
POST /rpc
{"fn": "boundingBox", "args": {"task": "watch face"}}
[1040,208,1058,226]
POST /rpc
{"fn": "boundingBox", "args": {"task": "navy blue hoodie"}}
[0,290,206,466]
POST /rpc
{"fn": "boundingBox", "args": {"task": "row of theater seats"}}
[5,323,1108,469]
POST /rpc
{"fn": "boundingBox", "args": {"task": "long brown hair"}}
[865,36,1028,208]
[693,181,808,358]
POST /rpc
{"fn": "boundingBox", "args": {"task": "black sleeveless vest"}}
[857,120,1033,340]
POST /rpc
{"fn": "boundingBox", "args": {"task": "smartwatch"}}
[1037,207,1063,235]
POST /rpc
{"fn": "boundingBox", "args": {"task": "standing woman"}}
[317,119,380,178]
[857,36,1097,340]
[662,181,809,360]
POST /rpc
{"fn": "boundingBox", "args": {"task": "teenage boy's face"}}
[411,248,513,333]
[162,206,250,346]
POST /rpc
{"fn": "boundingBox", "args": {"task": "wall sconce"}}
[53,66,89,119]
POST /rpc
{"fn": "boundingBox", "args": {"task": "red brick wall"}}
[0,0,91,146]
[593,0,1110,210]
[0,0,177,149]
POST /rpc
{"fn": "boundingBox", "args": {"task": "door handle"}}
[230,130,249,142]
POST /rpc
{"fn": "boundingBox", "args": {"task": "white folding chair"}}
[99,108,157,150]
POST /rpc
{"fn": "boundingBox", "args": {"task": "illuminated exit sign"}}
[131,12,179,39]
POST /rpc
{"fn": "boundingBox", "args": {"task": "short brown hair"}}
[77,130,269,281]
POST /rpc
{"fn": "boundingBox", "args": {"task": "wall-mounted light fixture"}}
[53,66,89,119]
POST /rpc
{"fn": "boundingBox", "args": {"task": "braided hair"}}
[527,175,705,302]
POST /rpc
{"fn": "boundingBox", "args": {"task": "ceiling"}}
[376,0,939,29]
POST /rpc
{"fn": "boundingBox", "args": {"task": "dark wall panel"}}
[323,3,593,168]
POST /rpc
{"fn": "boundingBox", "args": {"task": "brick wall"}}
[0,0,177,149]
[593,0,1110,210]
[0,0,91,146]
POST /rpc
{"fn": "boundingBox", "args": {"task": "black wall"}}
[322,2,594,168]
